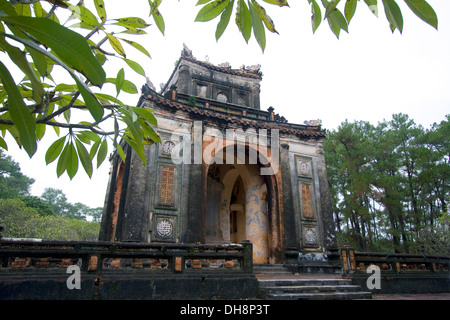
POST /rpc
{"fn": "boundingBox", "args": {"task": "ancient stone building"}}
[99,45,339,267]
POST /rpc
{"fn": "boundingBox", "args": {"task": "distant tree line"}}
[0,149,101,240]
[325,113,449,255]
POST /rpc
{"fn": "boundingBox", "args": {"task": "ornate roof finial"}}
[181,43,193,58]
[146,77,156,91]
[304,119,322,126]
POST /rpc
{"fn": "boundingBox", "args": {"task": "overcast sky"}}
[5,1,450,209]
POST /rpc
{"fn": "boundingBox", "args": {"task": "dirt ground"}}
[372,293,450,300]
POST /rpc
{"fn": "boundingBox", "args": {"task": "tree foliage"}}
[0,0,161,181]
[0,148,102,222]
[0,198,100,240]
[0,0,440,180]
[195,0,439,48]
[325,114,449,254]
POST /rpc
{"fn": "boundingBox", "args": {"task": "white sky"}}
[4,1,450,209]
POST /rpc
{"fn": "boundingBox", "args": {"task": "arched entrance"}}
[204,145,282,264]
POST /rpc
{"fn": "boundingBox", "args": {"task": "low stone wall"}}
[0,240,258,300]
[341,247,450,294]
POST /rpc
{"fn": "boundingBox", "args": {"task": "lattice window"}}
[160,166,175,205]
[301,183,314,218]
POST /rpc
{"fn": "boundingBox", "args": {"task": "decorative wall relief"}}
[302,225,319,248]
[152,214,176,242]
[158,135,179,159]
[296,157,312,178]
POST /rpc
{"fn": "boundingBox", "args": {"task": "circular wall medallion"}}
[156,219,173,237]
[217,93,228,103]
[162,141,175,154]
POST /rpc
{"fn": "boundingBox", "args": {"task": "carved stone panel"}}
[296,157,313,178]
[302,225,320,248]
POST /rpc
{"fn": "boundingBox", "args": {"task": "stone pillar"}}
[205,176,225,242]
[316,141,339,261]
[280,143,298,253]
[122,146,152,242]
[98,158,119,241]
[182,163,204,243]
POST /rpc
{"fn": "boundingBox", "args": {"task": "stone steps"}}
[253,264,292,275]
[255,264,372,300]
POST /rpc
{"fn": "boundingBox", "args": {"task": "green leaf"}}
[54,83,77,93]
[0,0,17,17]
[251,0,278,34]
[216,0,234,41]
[236,0,252,43]
[0,135,8,150]
[324,0,341,20]
[0,38,44,103]
[0,16,106,87]
[89,138,101,160]
[308,0,322,33]
[2,32,103,122]
[149,1,165,35]
[113,17,150,30]
[78,130,100,142]
[106,32,126,57]
[0,60,37,157]
[45,136,66,165]
[137,117,160,144]
[123,58,146,77]
[57,141,70,177]
[119,29,147,35]
[322,0,348,34]
[330,7,349,33]
[68,4,102,28]
[195,0,229,22]
[27,47,48,78]
[248,0,266,52]
[75,137,93,178]
[94,92,124,105]
[404,0,437,30]
[106,78,138,94]
[131,106,158,127]
[118,38,151,58]
[364,0,378,17]
[97,138,108,168]
[116,143,126,163]
[327,13,341,38]
[116,68,125,97]
[14,4,31,17]
[94,0,107,23]
[66,141,79,180]
[35,115,45,141]
[262,0,289,6]
[382,0,403,33]
[345,0,358,24]
[74,77,104,122]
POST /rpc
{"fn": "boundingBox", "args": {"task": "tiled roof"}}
[141,90,326,138]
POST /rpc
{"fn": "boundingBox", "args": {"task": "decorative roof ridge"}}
[180,43,262,80]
